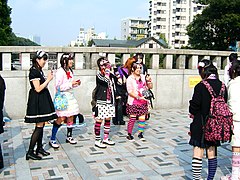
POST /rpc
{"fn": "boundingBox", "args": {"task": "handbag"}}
[142,89,153,100]
[53,87,68,111]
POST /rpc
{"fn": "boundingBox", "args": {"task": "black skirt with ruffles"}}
[25,88,57,123]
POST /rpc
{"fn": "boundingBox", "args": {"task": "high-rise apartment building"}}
[121,18,149,40]
[149,0,206,49]
[70,27,107,47]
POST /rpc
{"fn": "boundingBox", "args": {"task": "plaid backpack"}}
[202,80,233,143]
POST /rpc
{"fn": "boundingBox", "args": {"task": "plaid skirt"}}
[126,103,148,116]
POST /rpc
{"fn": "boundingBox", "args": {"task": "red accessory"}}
[66,71,72,79]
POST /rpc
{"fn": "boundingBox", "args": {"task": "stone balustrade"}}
[0,46,238,119]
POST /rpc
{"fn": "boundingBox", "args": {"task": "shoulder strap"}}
[201,80,216,98]
[121,67,128,79]
[219,83,225,97]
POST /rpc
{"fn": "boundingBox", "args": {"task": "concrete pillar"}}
[75,53,84,69]
[107,53,116,65]
[91,53,100,70]
[2,53,11,71]
[151,54,159,69]
[21,53,31,70]
[163,54,173,69]
[176,55,186,69]
[142,56,146,64]
[57,53,63,68]
[222,56,228,68]
[189,55,198,69]
[122,54,130,64]
[203,55,210,60]
[84,53,91,69]
[213,56,221,70]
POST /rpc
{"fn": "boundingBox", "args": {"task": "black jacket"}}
[0,76,6,110]
[95,72,116,105]
[0,75,6,134]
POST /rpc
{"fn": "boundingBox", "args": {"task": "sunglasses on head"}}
[100,59,110,66]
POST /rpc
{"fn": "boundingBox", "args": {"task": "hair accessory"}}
[198,62,205,68]
[100,59,110,66]
[213,62,217,67]
[36,50,48,59]
[62,53,74,60]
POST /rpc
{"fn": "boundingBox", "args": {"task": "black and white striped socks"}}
[192,157,202,179]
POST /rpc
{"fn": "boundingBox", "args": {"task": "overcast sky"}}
[8,0,149,46]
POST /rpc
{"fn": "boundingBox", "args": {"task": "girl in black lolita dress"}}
[25,50,57,160]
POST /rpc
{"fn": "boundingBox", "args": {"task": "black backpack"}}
[91,86,98,112]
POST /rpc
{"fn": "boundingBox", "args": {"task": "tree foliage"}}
[0,0,39,46]
[187,0,240,50]
[9,33,39,46]
[0,0,12,45]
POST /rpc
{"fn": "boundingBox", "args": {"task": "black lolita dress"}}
[25,67,57,123]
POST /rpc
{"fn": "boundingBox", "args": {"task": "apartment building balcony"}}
[174,35,181,40]
[176,11,181,16]
[174,43,181,48]
[175,27,181,32]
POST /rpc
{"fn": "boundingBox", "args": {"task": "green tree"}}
[0,0,39,46]
[8,33,39,46]
[0,0,12,45]
[127,36,132,40]
[187,0,240,50]
[159,33,167,42]
[87,39,94,47]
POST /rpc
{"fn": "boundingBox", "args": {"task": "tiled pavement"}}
[0,109,232,180]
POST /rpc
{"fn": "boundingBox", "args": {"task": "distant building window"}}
[180,16,186,20]
[149,44,153,48]
[181,8,186,12]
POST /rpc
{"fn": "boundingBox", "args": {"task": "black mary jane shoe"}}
[26,152,42,160]
[36,148,50,156]
[119,121,126,125]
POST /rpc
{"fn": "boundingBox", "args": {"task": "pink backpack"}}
[202,81,234,143]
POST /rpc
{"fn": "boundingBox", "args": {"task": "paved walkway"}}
[0,109,232,180]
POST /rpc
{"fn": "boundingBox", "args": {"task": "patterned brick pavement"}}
[0,109,232,180]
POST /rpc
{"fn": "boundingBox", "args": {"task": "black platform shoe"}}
[26,151,42,160]
[119,121,125,125]
[36,148,50,156]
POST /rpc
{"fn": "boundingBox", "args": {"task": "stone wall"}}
[0,47,232,118]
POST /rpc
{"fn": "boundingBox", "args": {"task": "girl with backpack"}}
[189,59,228,180]
[221,60,240,180]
